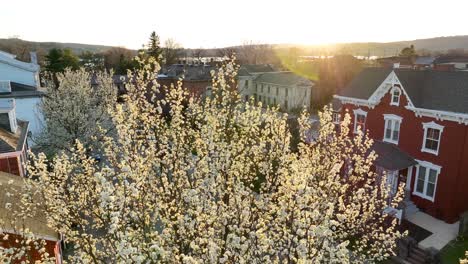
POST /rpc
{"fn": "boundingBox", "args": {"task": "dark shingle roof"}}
[238,64,275,76]
[340,68,392,99]
[160,64,214,81]
[339,68,468,114]
[255,72,314,87]
[372,141,417,170]
[434,55,468,64]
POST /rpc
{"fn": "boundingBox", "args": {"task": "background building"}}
[238,65,315,112]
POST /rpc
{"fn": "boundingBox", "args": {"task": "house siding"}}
[341,89,468,223]
[0,232,58,263]
[0,156,20,176]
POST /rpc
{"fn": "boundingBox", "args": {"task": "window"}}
[285,89,288,97]
[276,87,279,96]
[255,84,258,92]
[273,97,277,105]
[332,112,341,124]
[284,100,288,109]
[244,80,248,87]
[383,114,402,144]
[261,85,264,93]
[421,122,444,155]
[413,160,441,202]
[353,108,367,133]
[390,86,401,106]
[268,86,270,93]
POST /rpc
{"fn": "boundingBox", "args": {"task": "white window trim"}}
[421,121,444,155]
[383,114,402,144]
[390,86,401,106]
[332,112,341,125]
[412,160,441,202]
[353,108,367,133]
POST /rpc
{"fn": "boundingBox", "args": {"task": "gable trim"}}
[406,106,468,125]
[368,71,415,108]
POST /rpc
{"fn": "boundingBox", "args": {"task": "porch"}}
[406,211,459,251]
[371,141,460,252]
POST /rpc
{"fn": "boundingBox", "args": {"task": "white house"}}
[238,65,315,112]
[0,50,44,141]
[0,51,40,88]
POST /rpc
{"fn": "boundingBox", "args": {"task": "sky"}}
[2,0,468,49]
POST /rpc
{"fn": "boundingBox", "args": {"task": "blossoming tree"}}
[461,252,468,264]
[7,58,404,263]
[35,69,117,156]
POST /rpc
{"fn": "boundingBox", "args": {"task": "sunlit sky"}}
[2,0,467,49]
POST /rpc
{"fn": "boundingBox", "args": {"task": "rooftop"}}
[255,71,314,87]
[0,171,59,241]
[340,67,468,114]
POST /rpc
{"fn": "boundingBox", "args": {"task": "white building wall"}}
[0,63,38,87]
[15,97,43,143]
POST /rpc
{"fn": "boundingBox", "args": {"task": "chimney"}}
[30,51,38,65]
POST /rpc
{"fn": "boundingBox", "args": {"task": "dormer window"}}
[390,86,401,106]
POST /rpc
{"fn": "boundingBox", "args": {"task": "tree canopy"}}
[4,59,403,263]
[399,45,417,57]
[147,31,163,62]
[44,48,80,73]
[35,69,117,156]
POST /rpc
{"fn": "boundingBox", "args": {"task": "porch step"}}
[404,200,419,216]
[406,246,427,264]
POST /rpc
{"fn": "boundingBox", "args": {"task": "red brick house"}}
[0,171,62,263]
[158,64,214,98]
[334,67,468,224]
[0,98,29,176]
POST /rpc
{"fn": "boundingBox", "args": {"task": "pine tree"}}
[147,31,162,62]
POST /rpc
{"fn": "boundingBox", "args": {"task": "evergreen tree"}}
[147,31,162,62]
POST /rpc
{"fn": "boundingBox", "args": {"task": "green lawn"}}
[440,236,468,264]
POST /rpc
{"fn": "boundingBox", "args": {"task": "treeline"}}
[1,32,185,75]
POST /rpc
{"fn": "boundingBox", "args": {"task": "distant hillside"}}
[0,38,120,64]
[0,38,116,54]
[296,35,468,57]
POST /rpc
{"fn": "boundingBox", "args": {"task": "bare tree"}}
[216,47,237,59]
[237,41,278,65]
[162,38,183,66]
[190,48,205,63]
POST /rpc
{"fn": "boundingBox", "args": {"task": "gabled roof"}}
[339,68,468,114]
[238,64,275,76]
[0,171,59,241]
[340,68,392,99]
[255,72,314,87]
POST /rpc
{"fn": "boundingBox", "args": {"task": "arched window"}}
[390,86,401,106]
